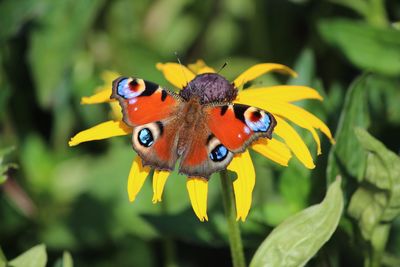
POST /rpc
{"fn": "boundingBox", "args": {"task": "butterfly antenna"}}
[174,52,193,90]
[217,62,228,74]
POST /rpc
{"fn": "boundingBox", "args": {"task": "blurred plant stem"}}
[160,179,178,267]
[220,170,246,267]
[163,237,178,267]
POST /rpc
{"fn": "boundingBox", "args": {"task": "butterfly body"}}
[111,73,276,178]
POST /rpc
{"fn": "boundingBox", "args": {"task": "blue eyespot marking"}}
[118,78,142,99]
[246,112,271,132]
[210,145,228,162]
[138,128,154,147]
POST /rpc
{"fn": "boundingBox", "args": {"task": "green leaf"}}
[8,244,47,267]
[327,0,369,17]
[326,74,370,183]
[28,0,105,108]
[348,128,400,240]
[0,173,7,185]
[318,19,400,76]
[143,210,224,246]
[366,75,400,125]
[250,178,343,267]
[0,0,42,43]
[288,48,315,86]
[0,247,6,267]
[20,135,54,192]
[261,161,311,226]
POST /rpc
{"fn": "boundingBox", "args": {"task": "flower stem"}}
[159,174,178,267]
[220,170,246,267]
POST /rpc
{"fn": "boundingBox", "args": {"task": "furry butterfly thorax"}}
[111,72,276,179]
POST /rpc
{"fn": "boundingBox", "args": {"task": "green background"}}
[1,0,400,266]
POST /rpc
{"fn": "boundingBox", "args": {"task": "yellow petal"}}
[237,85,323,102]
[156,62,196,89]
[272,102,333,144]
[251,138,292,166]
[233,63,298,88]
[68,120,132,146]
[274,117,315,169]
[186,177,209,222]
[109,101,123,121]
[81,88,113,104]
[152,170,170,203]
[188,59,216,74]
[227,150,255,221]
[81,71,120,104]
[197,66,216,74]
[266,102,322,155]
[128,156,151,202]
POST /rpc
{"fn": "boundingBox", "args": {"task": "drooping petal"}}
[237,85,323,102]
[267,101,334,143]
[227,150,255,221]
[156,62,196,89]
[274,116,315,169]
[68,120,131,146]
[251,138,292,166]
[188,59,216,74]
[81,88,113,104]
[127,156,151,202]
[152,170,170,203]
[233,63,298,88]
[186,177,209,222]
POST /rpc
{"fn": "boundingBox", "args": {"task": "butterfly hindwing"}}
[131,119,180,170]
[206,103,276,153]
[179,122,234,178]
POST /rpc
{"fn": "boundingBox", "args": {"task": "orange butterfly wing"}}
[111,77,180,126]
[111,77,182,170]
[206,104,276,152]
[179,103,276,178]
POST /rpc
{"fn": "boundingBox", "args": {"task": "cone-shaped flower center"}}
[180,73,237,104]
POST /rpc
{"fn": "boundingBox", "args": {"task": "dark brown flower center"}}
[179,73,237,104]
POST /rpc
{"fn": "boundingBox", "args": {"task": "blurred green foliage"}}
[1,0,400,266]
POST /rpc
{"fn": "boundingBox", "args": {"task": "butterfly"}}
[111,73,276,178]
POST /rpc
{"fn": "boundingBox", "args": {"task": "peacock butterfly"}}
[111,73,276,178]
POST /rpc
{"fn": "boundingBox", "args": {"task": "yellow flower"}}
[69,59,333,222]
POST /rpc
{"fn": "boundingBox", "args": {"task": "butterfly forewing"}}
[205,103,276,153]
[111,77,181,127]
